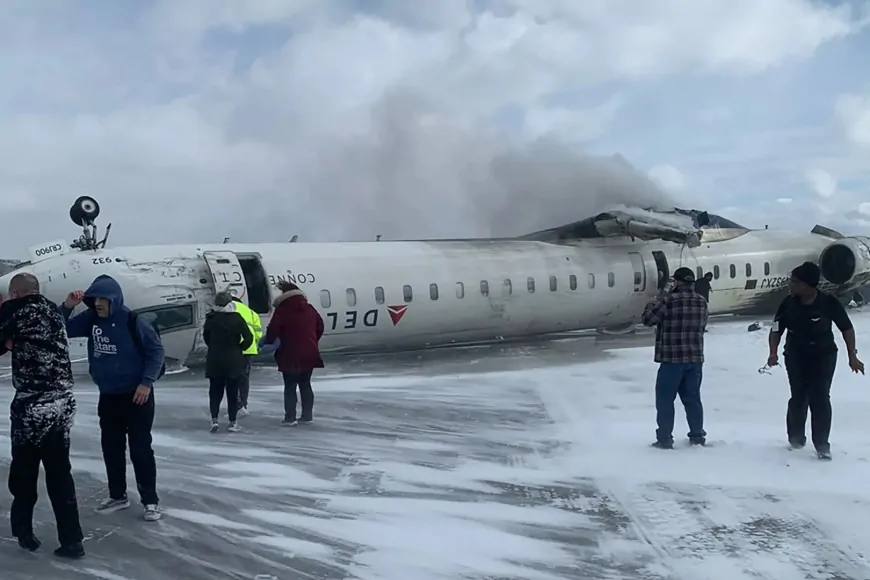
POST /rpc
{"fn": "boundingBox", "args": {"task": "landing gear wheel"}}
[69,196,100,226]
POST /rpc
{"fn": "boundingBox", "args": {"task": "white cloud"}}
[0,0,867,250]
[777,198,793,204]
[835,92,870,146]
[805,168,838,198]
[858,202,870,216]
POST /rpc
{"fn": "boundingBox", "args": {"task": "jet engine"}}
[819,237,870,287]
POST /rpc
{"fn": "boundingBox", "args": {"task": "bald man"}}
[0,273,85,559]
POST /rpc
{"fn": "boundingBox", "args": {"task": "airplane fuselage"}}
[0,228,856,366]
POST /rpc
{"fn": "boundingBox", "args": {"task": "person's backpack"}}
[127,311,167,380]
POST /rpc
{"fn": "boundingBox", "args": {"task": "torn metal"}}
[520,206,748,247]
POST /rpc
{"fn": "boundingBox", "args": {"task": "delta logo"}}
[386,305,408,326]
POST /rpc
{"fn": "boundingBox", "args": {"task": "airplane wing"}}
[520,206,707,247]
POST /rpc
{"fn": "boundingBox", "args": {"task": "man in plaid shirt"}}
[642,266,708,449]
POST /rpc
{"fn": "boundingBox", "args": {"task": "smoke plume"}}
[243,91,683,242]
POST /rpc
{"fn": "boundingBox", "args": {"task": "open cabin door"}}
[203,251,249,305]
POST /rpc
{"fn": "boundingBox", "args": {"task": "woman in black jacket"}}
[203,291,254,432]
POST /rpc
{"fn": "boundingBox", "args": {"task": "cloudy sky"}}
[1,0,869,253]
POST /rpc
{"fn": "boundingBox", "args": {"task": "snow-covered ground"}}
[2,314,870,579]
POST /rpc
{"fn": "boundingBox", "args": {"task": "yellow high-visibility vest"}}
[234,300,262,356]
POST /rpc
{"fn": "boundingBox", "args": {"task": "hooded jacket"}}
[264,289,324,373]
[60,275,165,394]
[203,301,254,378]
[0,293,77,446]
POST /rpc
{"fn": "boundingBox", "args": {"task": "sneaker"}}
[210,420,219,433]
[143,504,161,521]
[227,422,241,432]
[651,440,674,450]
[95,496,130,514]
[54,542,85,559]
[17,533,41,552]
[282,418,298,427]
[689,437,706,446]
[789,437,806,450]
[237,406,250,417]
[299,416,313,424]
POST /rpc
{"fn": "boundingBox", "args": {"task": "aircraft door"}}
[651,251,669,290]
[628,252,646,292]
[203,251,248,304]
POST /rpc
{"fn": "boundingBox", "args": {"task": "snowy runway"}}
[2,317,870,579]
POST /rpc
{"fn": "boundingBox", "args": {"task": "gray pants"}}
[237,358,251,408]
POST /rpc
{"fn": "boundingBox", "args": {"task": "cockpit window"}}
[133,303,195,333]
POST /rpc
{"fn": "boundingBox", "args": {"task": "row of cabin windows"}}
[317,272,618,308]
[696,261,771,281]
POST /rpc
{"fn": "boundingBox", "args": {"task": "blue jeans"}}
[655,362,706,443]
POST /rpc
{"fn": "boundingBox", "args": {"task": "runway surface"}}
[2,316,870,579]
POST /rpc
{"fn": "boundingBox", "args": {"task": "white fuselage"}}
[0,229,844,365]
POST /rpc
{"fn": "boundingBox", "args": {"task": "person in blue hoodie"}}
[59,274,165,522]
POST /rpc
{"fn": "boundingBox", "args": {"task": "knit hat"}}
[791,261,820,287]
[673,267,695,283]
[214,291,233,307]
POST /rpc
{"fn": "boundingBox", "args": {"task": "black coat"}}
[202,308,254,379]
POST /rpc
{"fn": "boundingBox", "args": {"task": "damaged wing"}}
[520,206,715,247]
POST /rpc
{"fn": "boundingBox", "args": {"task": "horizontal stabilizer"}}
[811,225,844,239]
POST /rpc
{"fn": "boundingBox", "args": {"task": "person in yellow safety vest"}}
[231,296,262,416]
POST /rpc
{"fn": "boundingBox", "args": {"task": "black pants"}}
[283,371,314,421]
[237,358,251,408]
[98,391,159,505]
[9,427,83,546]
[209,376,240,422]
[785,351,837,449]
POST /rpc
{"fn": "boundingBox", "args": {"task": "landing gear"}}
[69,196,100,226]
[68,196,111,251]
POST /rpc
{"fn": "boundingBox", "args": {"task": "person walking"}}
[230,295,261,417]
[0,273,85,558]
[695,272,713,303]
[641,267,709,449]
[263,281,325,426]
[59,274,165,521]
[767,261,864,460]
[203,291,254,432]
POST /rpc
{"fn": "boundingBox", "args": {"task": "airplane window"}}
[608,272,615,287]
[319,290,331,308]
[374,286,385,304]
[346,288,357,307]
[403,285,413,303]
[456,282,464,298]
[729,264,736,278]
[527,277,535,293]
[634,272,642,285]
[503,279,512,295]
[764,262,770,276]
[549,276,557,291]
[569,274,577,290]
[134,304,194,333]
[713,265,720,279]
[696,267,703,280]
[480,280,489,296]
[429,283,439,300]
[588,273,595,289]
[745,263,752,277]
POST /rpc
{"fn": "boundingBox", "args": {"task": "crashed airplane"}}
[0,196,867,365]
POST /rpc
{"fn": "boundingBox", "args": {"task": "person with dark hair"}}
[203,291,253,432]
[767,261,864,460]
[641,267,709,449]
[695,272,713,303]
[0,273,85,559]
[264,281,325,425]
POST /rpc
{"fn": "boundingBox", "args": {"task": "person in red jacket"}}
[264,281,324,426]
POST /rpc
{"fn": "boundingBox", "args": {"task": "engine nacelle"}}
[819,237,870,286]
